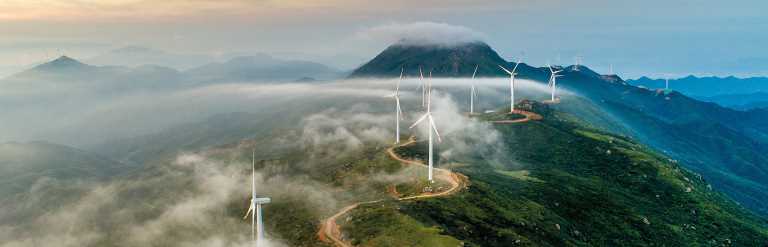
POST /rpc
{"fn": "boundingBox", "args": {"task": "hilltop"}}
[350,41,539,78]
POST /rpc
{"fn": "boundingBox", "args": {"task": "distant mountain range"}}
[85,46,213,70]
[185,54,342,83]
[699,92,768,110]
[0,53,343,92]
[628,76,768,110]
[628,76,768,97]
[1,56,185,96]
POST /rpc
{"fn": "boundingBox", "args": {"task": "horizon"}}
[1,1,767,79]
[17,45,768,81]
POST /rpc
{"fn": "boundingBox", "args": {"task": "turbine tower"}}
[573,56,582,71]
[386,68,405,144]
[665,77,670,90]
[410,79,442,183]
[470,65,478,114]
[499,58,521,113]
[243,150,271,247]
[548,64,563,102]
[416,67,427,108]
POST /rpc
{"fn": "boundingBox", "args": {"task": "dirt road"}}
[317,137,467,247]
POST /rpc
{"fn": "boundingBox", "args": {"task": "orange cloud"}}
[0,0,348,21]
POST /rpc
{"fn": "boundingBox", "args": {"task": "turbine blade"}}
[471,64,479,79]
[429,116,442,143]
[498,65,513,75]
[409,113,429,129]
[243,204,254,220]
[512,60,521,73]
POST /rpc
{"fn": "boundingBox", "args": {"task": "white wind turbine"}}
[573,56,582,71]
[469,65,479,114]
[385,68,405,144]
[409,78,442,183]
[548,64,563,102]
[665,77,670,90]
[499,58,522,113]
[415,67,427,108]
[243,150,271,247]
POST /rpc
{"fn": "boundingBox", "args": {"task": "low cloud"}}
[0,153,309,247]
[354,22,486,47]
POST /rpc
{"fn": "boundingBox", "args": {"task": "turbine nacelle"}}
[409,113,442,142]
[253,197,271,204]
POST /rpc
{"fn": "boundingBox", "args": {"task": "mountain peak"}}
[349,41,509,78]
[35,56,88,71]
[51,55,82,65]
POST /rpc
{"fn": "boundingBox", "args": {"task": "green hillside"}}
[340,102,768,246]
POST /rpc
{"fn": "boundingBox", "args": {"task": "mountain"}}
[184,54,342,82]
[0,141,129,198]
[628,75,768,97]
[699,92,768,110]
[348,41,768,217]
[86,46,214,70]
[32,55,90,72]
[547,70,768,216]
[2,53,344,96]
[349,41,539,78]
[1,56,185,94]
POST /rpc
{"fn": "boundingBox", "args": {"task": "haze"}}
[1,0,767,78]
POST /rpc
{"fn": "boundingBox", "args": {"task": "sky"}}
[0,0,767,78]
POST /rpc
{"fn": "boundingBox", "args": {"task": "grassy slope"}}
[345,104,768,246]
[343,201,463,247]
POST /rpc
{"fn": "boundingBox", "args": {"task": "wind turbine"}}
[499,58,522,113]
[665,77,670,90]
[409,78,442,183]
[573,56,582,71]
[414,67,428,108]
[469,65,479,114]
[548,64,563,102]
[243,150,271,246]
[385,68,405,144]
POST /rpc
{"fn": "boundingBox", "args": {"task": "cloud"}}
[354,22,486,47]
[0,75,581,246]
[0,153,306,247]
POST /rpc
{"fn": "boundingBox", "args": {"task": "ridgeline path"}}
[318,110,541,246]
[317,137,467,247]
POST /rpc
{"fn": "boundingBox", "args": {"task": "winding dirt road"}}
[318,109,541,246]
[317,137,467,247]
[490,110,543,124]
